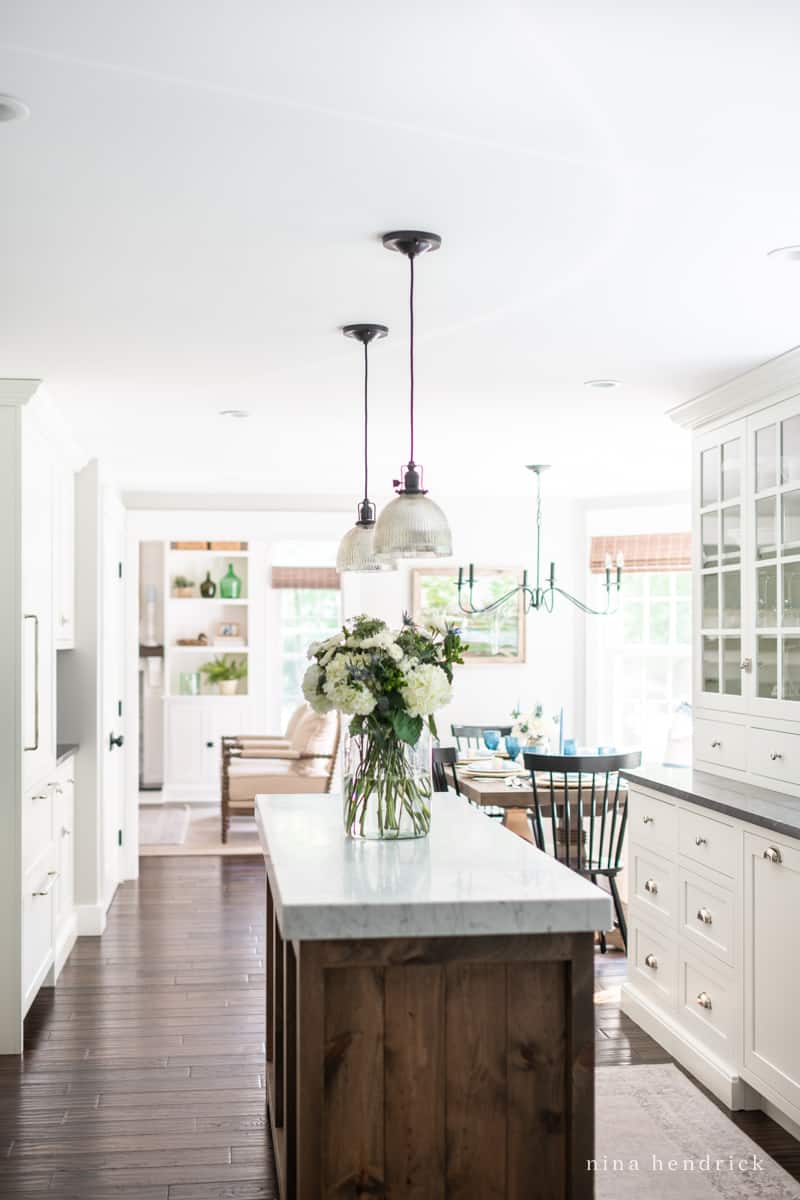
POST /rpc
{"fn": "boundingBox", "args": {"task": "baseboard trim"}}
[621,983,745,1109]
[75,903,107,936]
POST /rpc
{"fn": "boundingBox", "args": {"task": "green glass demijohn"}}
[219,563,242,599]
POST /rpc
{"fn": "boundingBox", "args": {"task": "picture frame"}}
[412,567,526,663]
[216,621,241,639]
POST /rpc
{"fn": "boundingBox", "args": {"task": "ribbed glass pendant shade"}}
[373,491,453,559]
[336,521,396,572]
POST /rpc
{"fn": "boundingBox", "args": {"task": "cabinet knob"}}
[206,740,214,748]
[696,907,713,926]
[61,826,71,837]
[644,878,659,895]
[642,815,655,825]
[769,751,783,761]
[59,615,69,626]
[710,740,722,749]
[695,835,708,847]
[644,954,658,970]
[763,846,783,865]
[696,991,713,1010]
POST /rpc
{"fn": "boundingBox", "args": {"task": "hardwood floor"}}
[0,855,797,1197]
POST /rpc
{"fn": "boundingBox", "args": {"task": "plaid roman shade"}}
[590,532,691,574]
[271,566,340,589]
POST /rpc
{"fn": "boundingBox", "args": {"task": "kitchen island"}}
[255,792,612,1200]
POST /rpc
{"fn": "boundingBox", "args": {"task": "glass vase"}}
[219,563,242,599]
[343,726,432,840]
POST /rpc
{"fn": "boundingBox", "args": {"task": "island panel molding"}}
[257,794,609,1199]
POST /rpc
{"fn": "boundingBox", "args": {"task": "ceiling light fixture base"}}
[356,499,377,526]
[526,463,551,476]
[342,323,389,344]
[382,231,442,258]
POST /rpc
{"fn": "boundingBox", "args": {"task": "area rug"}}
[595,1064,798,1197]
[139,802,262,857]
[138,803,190,846]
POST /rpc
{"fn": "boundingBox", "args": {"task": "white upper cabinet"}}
[21,413,55,791]
[53,461,75,649]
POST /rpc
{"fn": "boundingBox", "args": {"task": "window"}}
[278,588,341,726]
[591,572,692,765]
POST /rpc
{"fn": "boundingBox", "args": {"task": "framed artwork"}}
[412,567,526,663]
[216,621,241,639]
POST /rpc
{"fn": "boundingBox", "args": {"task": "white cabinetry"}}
[743,829,800,1124]
[679,355,800,793]
[53,461,75,648]
[21,416,55,791]
[165,698,251,790]
[622,783,800,1133]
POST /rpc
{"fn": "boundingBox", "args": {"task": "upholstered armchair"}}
[220,708,341,842]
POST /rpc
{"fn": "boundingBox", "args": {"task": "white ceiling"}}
[3,1,800,502]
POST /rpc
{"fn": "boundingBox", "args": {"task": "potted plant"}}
[173,575,195,598]
[200,654,247,695]
[303,614,465,840]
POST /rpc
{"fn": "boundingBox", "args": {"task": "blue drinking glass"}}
[483,729,501,752]
[563,738,577,756]
[504,735,520,761]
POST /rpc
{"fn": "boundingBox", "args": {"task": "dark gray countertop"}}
[620,765,800,841]
[56,743,79,766]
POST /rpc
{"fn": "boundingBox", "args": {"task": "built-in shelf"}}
[172,644,249,653]
[169,597,249,605]
[169,549,251,559]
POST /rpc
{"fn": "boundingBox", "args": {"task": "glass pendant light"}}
[373,231,453,560]
[336,323,396,573]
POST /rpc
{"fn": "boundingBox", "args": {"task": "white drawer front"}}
[679,867,735,967]
[694,717,747,772]
[22,848,56,1010]
[22,785,53,874]
[679,806,738,880]
[749,726,800,786]
[630,844,678,929]
[678,953,737,1062]
[629,787,678,856]
[631,919,677,1009]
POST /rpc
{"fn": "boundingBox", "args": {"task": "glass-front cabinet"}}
[696,421,747,711]
[750,400,800,713]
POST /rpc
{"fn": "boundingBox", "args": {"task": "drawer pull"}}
[710,740,722,749]
[33,871,58,897]
[769,752,783,761]
[67,778,75,785]
[696,907,713,925]
[763,846,783,865]
[696,991,713,1010]
[695,835,708,847]
[644,878,659,895]
[644,953,658,970]
[642,815,655,825]
[61,826,71,837]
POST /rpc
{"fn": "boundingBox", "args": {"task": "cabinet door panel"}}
[744,831,800,1115]
[21,419,55,790]
[165,703,207,785]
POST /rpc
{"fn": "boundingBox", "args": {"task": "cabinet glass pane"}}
[722,637,741,695]
[783,638,800,701]
[784,561,800,626]
[702,574,718,629]
[756,495,777,560]
[756,423,777,492]
[721,438,741,500]
[756,565,778,627]
[701,446,719,507]
[722,571,740,628]
[782,489,800,554]
[721,505,740,564]
[782,414,800,485]
[701,512,718,568]
[756,636,778,699]
[702,636,720,693]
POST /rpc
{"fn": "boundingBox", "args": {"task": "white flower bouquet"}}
[511,703,549,747]
[303,614,466,839]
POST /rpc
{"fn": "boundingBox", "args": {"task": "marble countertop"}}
[254,792,613,941]
[621,765,800,840]
[56,743,79,765]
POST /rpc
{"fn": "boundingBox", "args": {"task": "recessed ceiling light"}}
[584,379,620,389]
[767,246,800,263]
[0,95,30,123]
[219,409,250,419]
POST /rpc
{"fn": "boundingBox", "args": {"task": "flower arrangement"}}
[511,703,549,746]
[303,614,466,839]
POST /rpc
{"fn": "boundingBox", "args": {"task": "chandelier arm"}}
[548,585,620,617]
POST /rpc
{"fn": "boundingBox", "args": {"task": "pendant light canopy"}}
[373,231,453,560]
[336,323,396,573]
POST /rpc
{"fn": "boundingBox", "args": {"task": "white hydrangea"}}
[301,663,333,713]
[400,663,452,718]
[320,651,377,715]
[346,629,403,662]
